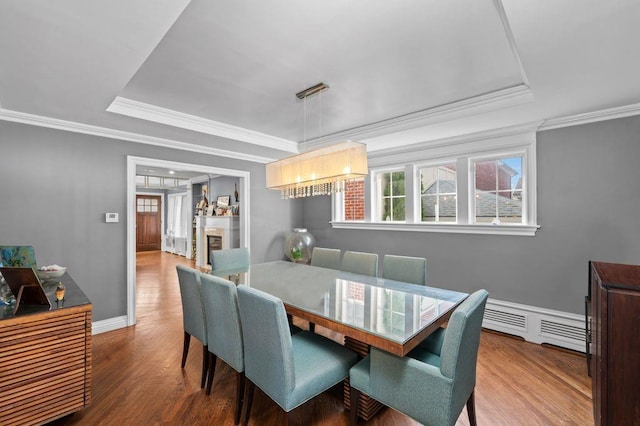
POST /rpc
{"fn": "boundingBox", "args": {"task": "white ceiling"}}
[1,0,639,162]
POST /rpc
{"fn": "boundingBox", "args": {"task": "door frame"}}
[135,192,166,252]
[127,156,251,327]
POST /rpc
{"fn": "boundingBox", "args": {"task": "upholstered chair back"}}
[200,274,244,373]
[210,247,249,271]
[310,247,341,270]
[176,265,207,345]
[341,251,378,277]
[439,289,488,408]
[236,285,295,404]
[382,254,427,285]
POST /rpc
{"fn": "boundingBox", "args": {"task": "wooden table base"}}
[343,336,385,421]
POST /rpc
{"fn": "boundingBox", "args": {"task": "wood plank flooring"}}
[52,251,592,425]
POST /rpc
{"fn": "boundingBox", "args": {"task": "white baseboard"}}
[92,315,129,335]
[483,298,586,352]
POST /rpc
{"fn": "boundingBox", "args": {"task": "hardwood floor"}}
[53,251,592,425]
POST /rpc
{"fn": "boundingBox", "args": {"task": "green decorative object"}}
[284,228,315,264]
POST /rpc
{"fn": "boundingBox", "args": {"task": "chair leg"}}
[181,331,191,368]
[309,322,316,333]
[201,345,209,388]
[282,408,290,426]
[242,380,255,426]
[349,386,361,425]
[206,352,217,395]
[466,390,477,426]
[234,371,245,425]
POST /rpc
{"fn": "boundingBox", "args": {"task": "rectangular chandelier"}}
[266,141,368,199]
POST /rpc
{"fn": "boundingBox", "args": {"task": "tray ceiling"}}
[1,0,639,161]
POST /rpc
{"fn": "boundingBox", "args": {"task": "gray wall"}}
[302,115,640,314]
[209,175,240,205]
[0,121,301,321]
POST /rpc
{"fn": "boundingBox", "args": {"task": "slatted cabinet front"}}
[0,306,92,426]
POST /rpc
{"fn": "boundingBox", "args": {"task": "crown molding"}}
[368,121,541,164]
[107,96,298,153]
[539,102,640,131]
[0,108,275,163]
[300,83,534,151]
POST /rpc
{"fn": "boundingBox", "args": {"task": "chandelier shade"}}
[266,141,368,199]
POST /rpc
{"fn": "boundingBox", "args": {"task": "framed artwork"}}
[217,195,230,207]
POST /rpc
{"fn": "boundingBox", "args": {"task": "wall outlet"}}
[105,212,119,223]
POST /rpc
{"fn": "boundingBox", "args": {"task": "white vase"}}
[284,228,315,263]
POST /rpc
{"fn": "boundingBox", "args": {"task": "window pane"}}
[395,197,405,221]
[380,173,391,197]
[381,196,406,221]
[381,198,393,221]
[474,156,523,223]
[420,164,457,222]
[377,170,406,222]
[391,172,405,196]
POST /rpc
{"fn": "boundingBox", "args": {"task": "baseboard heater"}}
[482,298,585,352]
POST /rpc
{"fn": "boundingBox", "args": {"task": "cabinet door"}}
[607,288,640,425]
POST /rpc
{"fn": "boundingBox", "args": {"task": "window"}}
[331,131,539,236]
[473,156,523,224]
[167,193,189,238]
[376,170,405,221]
[137,197,158,213]
[420,163,457,222]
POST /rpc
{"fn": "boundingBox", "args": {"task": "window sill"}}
[330,221,540,236]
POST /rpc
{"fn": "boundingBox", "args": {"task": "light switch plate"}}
[105,212,119,223]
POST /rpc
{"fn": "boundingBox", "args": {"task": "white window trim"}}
[331,130,540,236]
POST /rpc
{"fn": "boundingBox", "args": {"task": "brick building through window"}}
[344,179,365,220]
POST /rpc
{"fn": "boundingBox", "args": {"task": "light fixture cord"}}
[318,88,322,145]
[303,94,307,144]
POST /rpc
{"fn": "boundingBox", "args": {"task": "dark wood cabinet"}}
[587,261,640,426]
[0,273,91,426]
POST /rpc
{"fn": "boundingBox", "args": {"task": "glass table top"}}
[211,261,467,346]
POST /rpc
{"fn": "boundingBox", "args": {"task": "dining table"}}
[211,260,468,420]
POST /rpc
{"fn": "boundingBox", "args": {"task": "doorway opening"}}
[127,156,251,326]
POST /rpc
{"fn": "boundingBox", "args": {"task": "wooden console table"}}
[0,273,92,426]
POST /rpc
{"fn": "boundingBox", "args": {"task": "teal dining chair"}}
[308,247,342,332]
[341,251,378,277]
[200,274,245,424]
[176,265,209,388]
[236,285,358,425]
[349,289,489,426]
[382,254,427,285]
[310,247,341,270]
[210,247,249,271]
